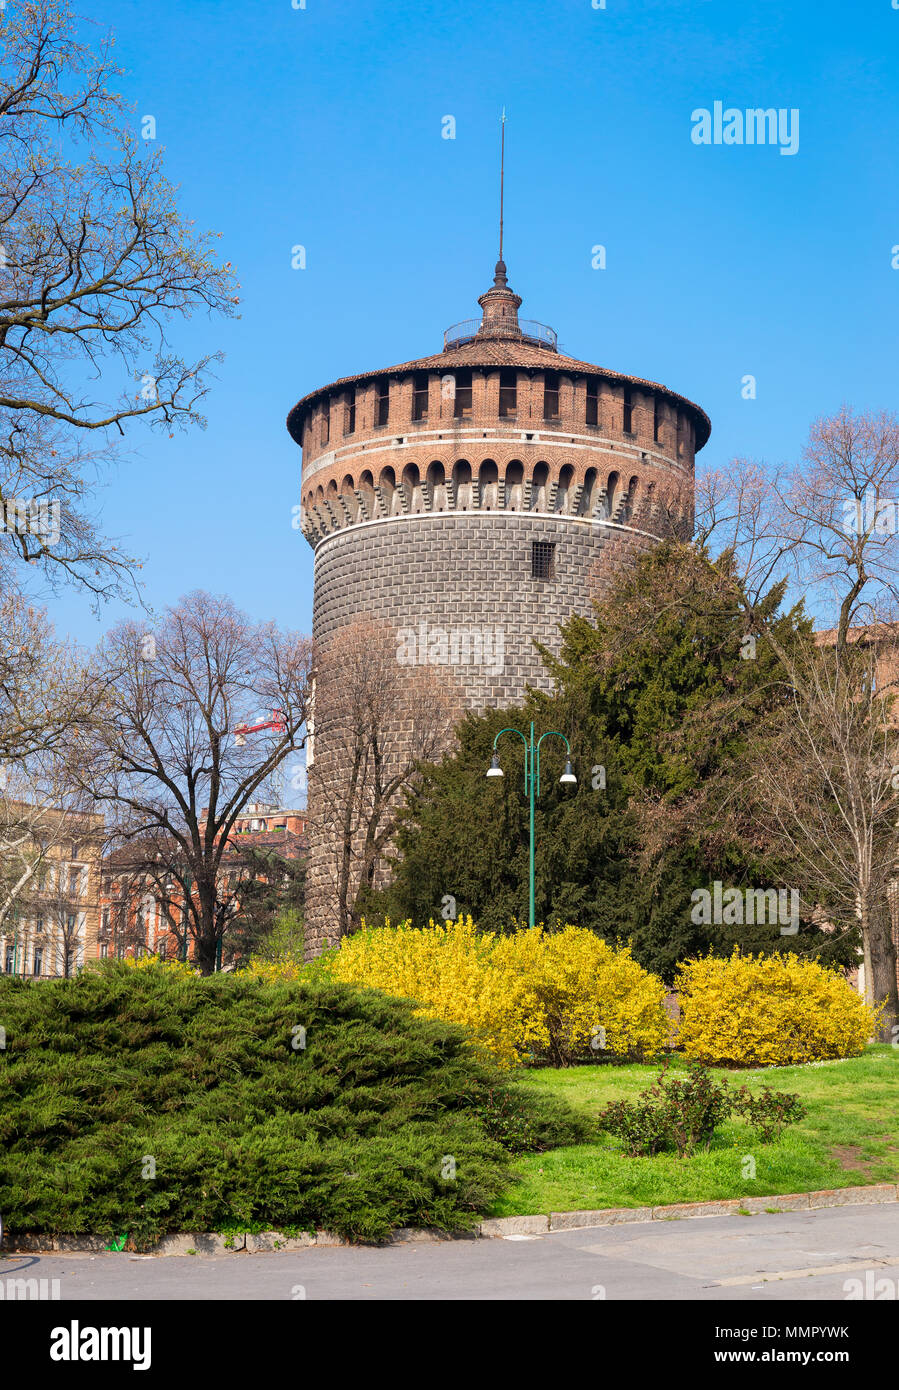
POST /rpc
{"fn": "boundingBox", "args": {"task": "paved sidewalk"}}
[3,1205,898,1300]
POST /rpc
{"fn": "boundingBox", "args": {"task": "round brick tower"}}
[287,259,711,952]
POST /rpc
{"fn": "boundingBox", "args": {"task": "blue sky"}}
[45,0,899,653]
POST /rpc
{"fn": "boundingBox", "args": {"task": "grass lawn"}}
[493,1046,899,1217]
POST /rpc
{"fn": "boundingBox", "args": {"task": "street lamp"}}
[486,720,576,930]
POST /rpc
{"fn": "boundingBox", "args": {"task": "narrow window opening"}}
[412,372,429,422]
[321,400,330,446]
[344,390,356,435]
[543,371,559,420]
[453,369,472,418]
[499,369,517,418]
[586,379,598,426]
[376,379,390,426]
[653,398,661,443]
[622,388,633,434]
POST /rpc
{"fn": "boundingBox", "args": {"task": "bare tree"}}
[0,590,97,763]
[307,618,462,945]
[697,406,899,1038]
[0,0,238,604]
[745,634,899,1033]
[74,591,312,973]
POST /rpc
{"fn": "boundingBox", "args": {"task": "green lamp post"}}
[486,720,576,931]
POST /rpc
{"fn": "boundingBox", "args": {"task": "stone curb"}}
[537,1183,898,1234]
[4,1226,480,1255]
[5,1186,897,1254]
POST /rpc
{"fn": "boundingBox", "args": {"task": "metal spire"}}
[499,107,506,266]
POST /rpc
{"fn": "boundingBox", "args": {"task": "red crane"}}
[233,708,286,747]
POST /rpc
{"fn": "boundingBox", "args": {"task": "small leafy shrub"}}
[317,918,669,1067]
[598,1063,733,1157]
[0,961,584,1248]
[598,1062,805,1157]
[676,949,879,1067]
[732,1084,807,1142]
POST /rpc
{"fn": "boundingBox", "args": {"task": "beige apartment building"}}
[0,806,105,979]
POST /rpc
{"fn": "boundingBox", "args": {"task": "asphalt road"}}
[4,1205,899,1301]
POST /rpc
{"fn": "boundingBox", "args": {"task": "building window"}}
[453,370,472,418]
[412,372,429,421]
[586,380,598,426]
[69,867,81,897]
[33,947,43,976]
[622,388,633,434]
[100,942,109,958]
[543,371,559,420]
[531,541,556,580]
[321,400,330,446]
[35,913,44,935]
[4,946,13,973]
[344,390,356,435]
[653,398,660,443]
[499,369,517,417]
[376,379,390,426]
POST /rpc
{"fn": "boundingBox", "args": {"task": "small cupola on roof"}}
[476,259,522,339]
[443,262,558,351]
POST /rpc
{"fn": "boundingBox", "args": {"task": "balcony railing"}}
[443,319,558,351]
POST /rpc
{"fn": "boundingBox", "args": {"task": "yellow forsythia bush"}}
[327,916,543,1066]
[326,917,669,1068]
[676,950,879,1067]
[492,926,670,1066]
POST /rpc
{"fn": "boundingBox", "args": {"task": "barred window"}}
[531,541,556,580]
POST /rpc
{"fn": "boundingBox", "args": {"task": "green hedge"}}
[0,963,585,1247]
